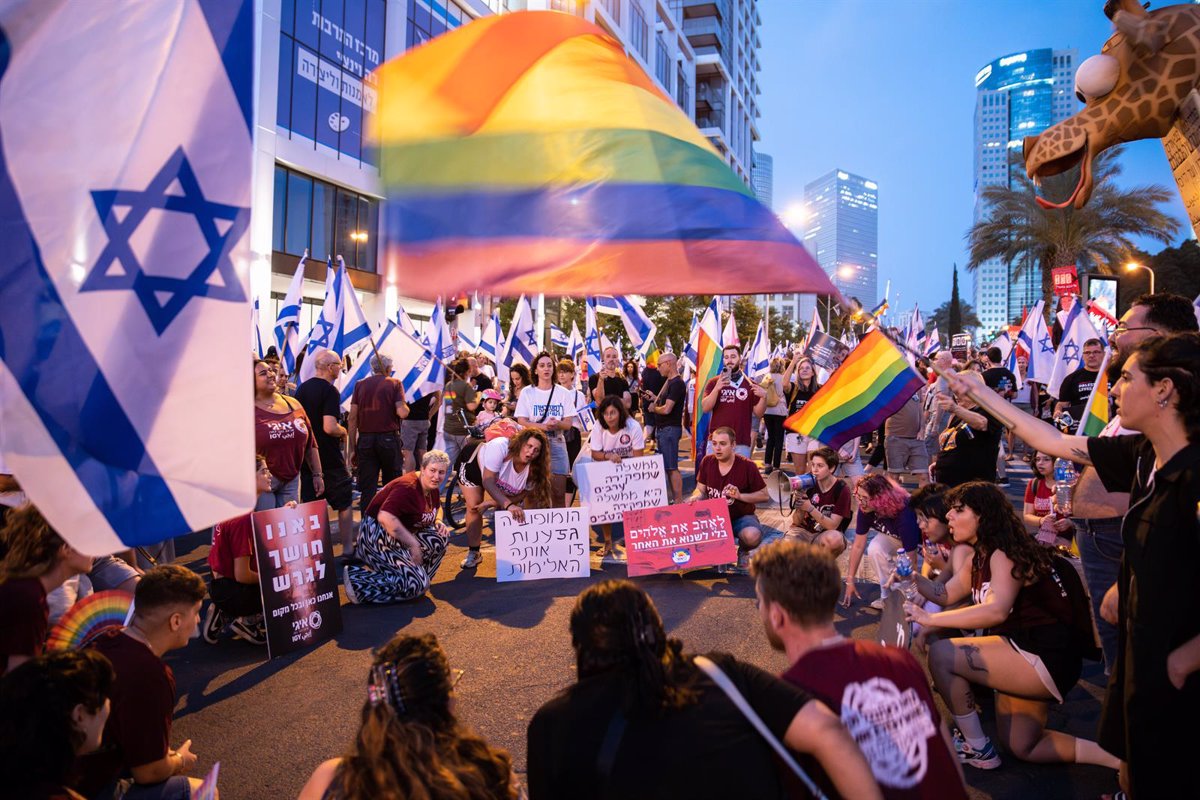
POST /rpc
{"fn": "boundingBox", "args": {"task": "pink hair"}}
[859,473,909,518]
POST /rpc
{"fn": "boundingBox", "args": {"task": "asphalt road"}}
[166,453,1119,799]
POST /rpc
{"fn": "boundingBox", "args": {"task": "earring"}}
[1157,398,1169,409]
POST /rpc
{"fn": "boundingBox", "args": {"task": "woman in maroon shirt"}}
[0,504,94,674]
[253,358,321,510]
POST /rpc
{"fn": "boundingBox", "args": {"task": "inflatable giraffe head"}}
[1023,0,1200,209]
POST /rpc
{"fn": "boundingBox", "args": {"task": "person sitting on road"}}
[750,540,967,799]
[78,565,210,800]
[343,451,453,605]
[842,474,921,610]
[587,395,645,563]
[0,649,115,800]
[202,455,275,646]
[905,482,1118,774]
[458,428,553,571]
[785,446,852,555]
[298,632,519,800]
[690,427,770,573]
[0,504,94,675]
[525,579,883,800]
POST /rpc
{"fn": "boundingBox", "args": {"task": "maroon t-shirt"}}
[0,577,48,674]
[696,454,766,519]
[351,374,405,433]
[254,397,314,481]
[703,376,758,446]
[87,629,176,776]
[366,472,439,531]
[209,512,255,579]
[783,640,966,799]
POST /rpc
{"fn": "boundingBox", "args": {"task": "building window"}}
[655,31,670,89]
[676,64,690,111]
[407,0,470,48]
[599,0,620,25]
[550,0,582,13]
[630,3,648,61]
[273,163,379,273]
[277,0,385,166]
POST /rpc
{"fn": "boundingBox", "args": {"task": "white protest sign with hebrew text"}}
[578,455,668,524]
[494,506,591,582]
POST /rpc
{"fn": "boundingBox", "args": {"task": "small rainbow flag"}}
[370,11,835,302]
[692,298,724,461]
[784,331,924,450]
[1076,351,1111,437]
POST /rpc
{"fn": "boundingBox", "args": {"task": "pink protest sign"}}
[622,499,738,577]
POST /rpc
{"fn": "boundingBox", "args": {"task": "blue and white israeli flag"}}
[504,294,538,367]
[549,323,569,350]
[607,295,657,358]
[584,298,603,374]
[298,258,371,383]
[274,252,307,374]
[0,0,254,554]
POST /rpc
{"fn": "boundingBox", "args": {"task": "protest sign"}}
[622,499,738,577]
[494,506,591,582]
[576,454,669,524]
[950,333,972,361]
[1052,265,1080,296]
[252,500,343,659]
[804,330,850,372]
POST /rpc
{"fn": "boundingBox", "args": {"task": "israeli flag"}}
[567,320,583,362]
[592,295,622,316]
[549,323,569,350]
[504,294,538,367]
[1047,300,1102,398]
[575,400,598,434]
[585,298,604,373]
[924,324,942,356]
[396,300,419,339]
[605,295,657,358]
[0,0,254,554]
[1017,301,1054,383]
[398,300,453,401]
[683,310,700,368]
[746,319,771,378]
[664,336,674,354]
[298,258,371,383]
[251,298,266,359]
[458,328,478,352]
[340,322,396,411]
[273,251,307,374]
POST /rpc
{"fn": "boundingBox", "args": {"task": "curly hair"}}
[857,473,909,519]
[506,428,553,509]
[336,633,516,800]
[946,481,1052,586]
[0,649,114,796]
[0,504,67,583]
[1132,332,1200,442]
[570,580,699,717]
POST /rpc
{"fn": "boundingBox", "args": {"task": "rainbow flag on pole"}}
[692,298,724,460]
[370,12,835,302]
[784,331,925,450]
[1075,351,1111,437]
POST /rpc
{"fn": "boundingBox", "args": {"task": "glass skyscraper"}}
[972,47,1079,338]
[797,169,879,324]
[752,150,773,209]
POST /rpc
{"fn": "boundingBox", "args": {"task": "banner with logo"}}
[252,500,343,659]
[622,499,737,577]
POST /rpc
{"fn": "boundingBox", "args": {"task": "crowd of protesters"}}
[2,292,1198,798]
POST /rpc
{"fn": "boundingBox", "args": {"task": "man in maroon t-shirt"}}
[78,565,209,800]
[344,450,451,605]
[700,345,767,459]
[691,427,769,572]
[750,541,967,800]
[348,354,410,513]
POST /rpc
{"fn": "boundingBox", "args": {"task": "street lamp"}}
[1125,261,1155,294]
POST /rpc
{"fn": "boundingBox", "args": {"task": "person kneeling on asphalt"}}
[690,426,769,573]
[203,455,274,646]
[342,451,452,604]
[785,446,852,555]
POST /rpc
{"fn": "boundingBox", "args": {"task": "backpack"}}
[1050,554,1102,662]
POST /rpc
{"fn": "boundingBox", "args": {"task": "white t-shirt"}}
[588,418,645,456]
[515,383,576,440]
[478,437,530,496]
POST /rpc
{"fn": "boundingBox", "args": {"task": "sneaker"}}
[461,550,484,569]
[343,566,360,604]
[952,730,1002,770]
[201,603,226,644]
[229,616,268,645]
[870,597,887,610]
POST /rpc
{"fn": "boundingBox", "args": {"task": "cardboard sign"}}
[622,499,738,577]
[950,333,972,360]
[1051,265,1079,296]
[577,455,669,524]
[494,506,591,582]
[252,500,343,659]
[877,592,911,650]
[804,330,851,372]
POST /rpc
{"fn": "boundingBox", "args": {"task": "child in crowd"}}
[474,389,504,428]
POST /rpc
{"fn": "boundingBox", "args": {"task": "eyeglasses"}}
[1113,324,1157,336]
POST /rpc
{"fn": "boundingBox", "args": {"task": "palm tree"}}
[966,145,1180,308]
[929,299,981,336]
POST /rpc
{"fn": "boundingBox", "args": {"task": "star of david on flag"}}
[0,0,255,554]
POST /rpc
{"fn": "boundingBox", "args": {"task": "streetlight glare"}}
[781,202,808,229]
[1124,261,1140,272]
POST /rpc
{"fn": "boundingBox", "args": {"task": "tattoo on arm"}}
[932,581,948,598]
[1070,447,1093,465]
[962,644,988,674]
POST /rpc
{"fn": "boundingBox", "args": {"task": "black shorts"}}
[457,440,484,487]
[1006,623,1083,701]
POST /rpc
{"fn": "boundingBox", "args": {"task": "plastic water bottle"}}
[895,549,919,604]
[1053,458,1078,516]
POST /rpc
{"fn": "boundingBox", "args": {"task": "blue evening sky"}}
[757,0,1193,313]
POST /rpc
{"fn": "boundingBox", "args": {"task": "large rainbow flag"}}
[1075,351,1110,437]
[784,331,925,450]
[370,11,835,301]
[692,298,724,461]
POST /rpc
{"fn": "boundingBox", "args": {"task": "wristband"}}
[506,502,517,511]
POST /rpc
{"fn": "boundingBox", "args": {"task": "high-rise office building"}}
[677,0,760,185]
[796,169,879,324]
[972,48,1079,337]
[751,149,773,209]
